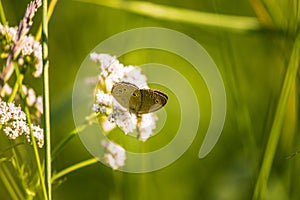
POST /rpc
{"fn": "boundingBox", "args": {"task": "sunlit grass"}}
[253,34,300,200]
[77,0,262,32]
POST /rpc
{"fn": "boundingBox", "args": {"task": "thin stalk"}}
[23,105,46,200]
[36,0,58,41]
[0,142,25,157]
[51,123,88,161]
[14,63,48,200]
[42,0,51,198]
[262,0,285,30]
[0,0,6,24]
[248,0,273,28]
[8,80,21,103]
[51,158,98,183]
[51,112,98,161]
[253,34,300,199]
[3,56,38,200]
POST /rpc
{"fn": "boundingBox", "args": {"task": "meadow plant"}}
[0,0,43,146]
[0,0,47,199]
[0,1,161,197]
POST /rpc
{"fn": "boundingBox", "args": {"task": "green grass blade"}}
[249,0,273,28]
[0,0,6,24]
[253,34,300,200]
[77,0,262,32]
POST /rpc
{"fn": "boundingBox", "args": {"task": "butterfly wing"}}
[128,89,142,114]
[111,82,139,109]
[147,90,168,113]
[112,82,168,114]
[130,89,168,114]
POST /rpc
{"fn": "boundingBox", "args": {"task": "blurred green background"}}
[1,0,299,199]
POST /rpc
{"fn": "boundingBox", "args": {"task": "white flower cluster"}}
[20,35,43,77]
[0,23,43,78]
[102,140,126,170]
[0,98,44,148]
[0,83,43,121]
[91,53,157,141]
[137,114,158,142]
[90,53,148,90]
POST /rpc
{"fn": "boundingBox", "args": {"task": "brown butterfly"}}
[111,82,168,115]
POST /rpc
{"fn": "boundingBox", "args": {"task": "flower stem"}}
[23,96,47,200]
[8,61,47,199]
[8,80,21,103]
[13,62,48,200]
[51,123,87,161]
[42,0,51,199]
[51,158,98,183]
[51,112,98,160]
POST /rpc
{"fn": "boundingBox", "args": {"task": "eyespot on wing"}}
[111,82,139,109]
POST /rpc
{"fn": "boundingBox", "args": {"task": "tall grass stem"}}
[42,0,51,199]
[253,34,300,199]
